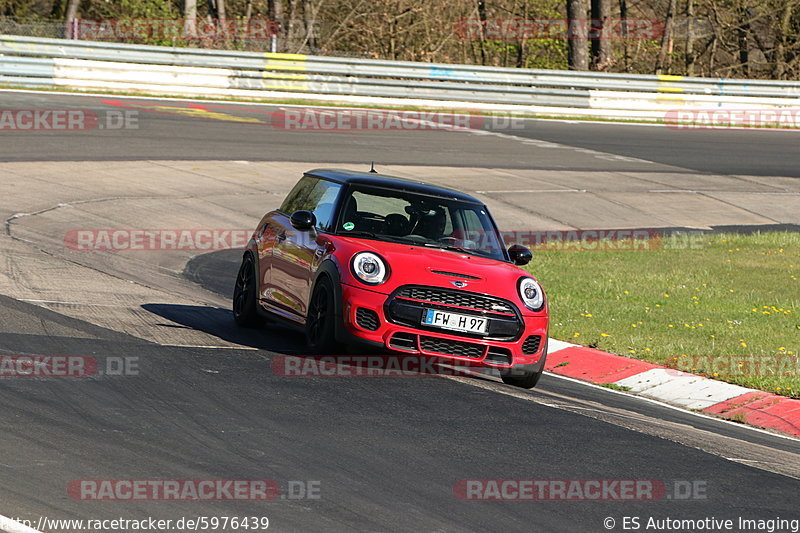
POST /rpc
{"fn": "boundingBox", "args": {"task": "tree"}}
[65,0,80,38]
[686,0,695,76]
[269,0,284,51]
[655,0,676,74]
[476,0,487,65]
[185,0,197,38]
[567,0,589,70]
[590,0,611,69]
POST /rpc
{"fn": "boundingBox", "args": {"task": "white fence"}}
[2,35,800,120]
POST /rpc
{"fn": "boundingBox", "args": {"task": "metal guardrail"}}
[2,34,800,114]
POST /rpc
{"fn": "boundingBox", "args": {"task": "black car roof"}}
[305,168,483,204]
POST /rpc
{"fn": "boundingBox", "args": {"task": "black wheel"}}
[306,277,339,353]
[232,253,264,328]
[501,364,544,389]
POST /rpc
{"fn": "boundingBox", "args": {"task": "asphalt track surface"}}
[1,90,799,533]
[1,91,799,177]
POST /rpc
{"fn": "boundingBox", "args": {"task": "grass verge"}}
[526,232,799,398]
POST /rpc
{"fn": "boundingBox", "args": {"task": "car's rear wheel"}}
[500,364,543,389]
[307,277,339,353]
[233,253,264,328]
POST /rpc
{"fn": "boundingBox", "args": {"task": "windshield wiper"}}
[422,243,472,254]
[341,230,377,238]
[423,242,497,258]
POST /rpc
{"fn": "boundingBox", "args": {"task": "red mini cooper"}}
[233,169,549,388]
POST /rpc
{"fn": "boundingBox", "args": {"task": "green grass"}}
[599,383,632,392]
[526,232,800,398]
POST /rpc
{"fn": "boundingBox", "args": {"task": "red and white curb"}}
[545,339,800,438]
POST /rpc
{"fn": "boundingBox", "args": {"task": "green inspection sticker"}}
[343,222,355,231]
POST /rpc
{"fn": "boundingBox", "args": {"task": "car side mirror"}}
[508,244,532,266]
[290,210,316,231]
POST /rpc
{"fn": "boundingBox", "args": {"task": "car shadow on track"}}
[141,303,308,353]
[183,249,242,299]
[139,249,309,353]
[162,249,504,383]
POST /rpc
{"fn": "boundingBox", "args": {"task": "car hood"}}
[330,236,545,313]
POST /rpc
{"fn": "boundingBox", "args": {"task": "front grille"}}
[419,336,485,359]
[396,286,515,314]
[522,335,541,355]
[355,308,380,331]
[389,332,417,351]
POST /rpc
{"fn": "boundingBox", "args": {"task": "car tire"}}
[500,364,543,389]
[233,253,265,328]
[307,276,340,353]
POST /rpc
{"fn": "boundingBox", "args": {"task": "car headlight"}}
[352,252,388,285]
[518,277,544,311]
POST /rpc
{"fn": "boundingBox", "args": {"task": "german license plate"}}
[421,309,487,334]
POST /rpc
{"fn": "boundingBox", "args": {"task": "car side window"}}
[306,180,343,231]
[280,176,317,214]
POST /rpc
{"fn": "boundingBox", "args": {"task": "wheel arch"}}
[310,259,346,341]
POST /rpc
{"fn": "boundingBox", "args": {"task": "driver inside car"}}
[407,204,447,241]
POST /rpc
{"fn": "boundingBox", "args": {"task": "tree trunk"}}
[302,0,316,49]
[477,0,488,65]
[567,0,589,70]
[269,0,284,23]
[685,0,695,76]
[286,0,298,50]
[516,0,527,68]
[184,0,197,39]
[64,0,80,39]
[206,0,227,41]
[736,1,750,77]
[217,0,227,25]
[590,0,611,70]
[774,2,793,79]
[655,0,676,74]
[269,0,285,51]
[619,0,629,71]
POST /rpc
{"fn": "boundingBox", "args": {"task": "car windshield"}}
[335,185,507,261]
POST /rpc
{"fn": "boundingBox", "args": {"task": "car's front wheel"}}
[500,364,543,389]
[233,253,264,328]
[306,277,339,353]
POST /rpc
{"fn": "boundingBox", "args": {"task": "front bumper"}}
[340,283,548,367]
